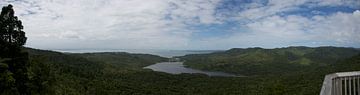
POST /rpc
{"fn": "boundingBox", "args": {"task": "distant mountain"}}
[27,48,167,69]
[52,48,221,58]
[180,46,360,76]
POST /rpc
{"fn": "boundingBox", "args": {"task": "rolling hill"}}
[5,47,359,95]
[181,46,360,76]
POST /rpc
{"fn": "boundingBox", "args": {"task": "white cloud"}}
[187,0,360,49]
[310,11,360,45]
[233,0,360,21]
[166,0,222,24]
[315,0,360,8]
[233,0,310,20]
[1,0,359,50]
[1,0,222,49]
[193,10,360,49]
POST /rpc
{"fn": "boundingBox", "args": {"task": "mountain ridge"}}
[180,46,360,75]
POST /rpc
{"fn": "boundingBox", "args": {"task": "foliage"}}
[0,4,32,95]
[73,52,167,69]
[180,46,360,76]
[26,48,169,94]
[24,47,360,95]
[0,58,16,95]
[0,4,26,47]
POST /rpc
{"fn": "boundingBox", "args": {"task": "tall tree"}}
[0,4,30,94]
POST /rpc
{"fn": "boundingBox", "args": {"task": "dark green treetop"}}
[0,4,27,47]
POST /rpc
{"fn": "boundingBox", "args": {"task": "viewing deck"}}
[320,71,360,95]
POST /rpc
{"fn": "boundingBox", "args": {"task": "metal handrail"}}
[320,71,360,95]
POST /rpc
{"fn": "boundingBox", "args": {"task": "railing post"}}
[341,77,343,95]
[353,77,355,95]
[345,77,348,95]
[348,77,352,95]
[336,78,340,95]
[358,76,360,95]
[320,71,360,95]
[357,76,360,95]
[333,78,336,95]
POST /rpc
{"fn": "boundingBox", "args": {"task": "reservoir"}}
[144,62,239,77]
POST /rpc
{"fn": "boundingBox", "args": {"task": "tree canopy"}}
[0,4,30,95]
[0,4,26,47]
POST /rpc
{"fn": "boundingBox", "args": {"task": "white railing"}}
[320,71,360,95]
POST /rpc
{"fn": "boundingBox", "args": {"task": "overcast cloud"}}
[1,0,359,50]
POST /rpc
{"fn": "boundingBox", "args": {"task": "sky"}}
[1,0,360,50]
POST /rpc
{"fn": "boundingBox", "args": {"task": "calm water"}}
[144,62,239,77]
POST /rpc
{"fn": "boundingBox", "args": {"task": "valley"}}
[21,46,360,95]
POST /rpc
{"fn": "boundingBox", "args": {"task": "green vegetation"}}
[72,52,167,69]
[181,46,360,76]
[21,48,360,95]
[0,4,33,94]
[26,48,170,94]
[22,47,360,95]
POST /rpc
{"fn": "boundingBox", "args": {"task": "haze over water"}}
[53,49,220,58]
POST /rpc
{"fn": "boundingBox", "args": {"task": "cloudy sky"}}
[1,0,360,50]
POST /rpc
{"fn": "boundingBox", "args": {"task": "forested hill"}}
[4,47,360,95]
[181,46,360,76]
[26,48,168,69]
[24,48,168,94]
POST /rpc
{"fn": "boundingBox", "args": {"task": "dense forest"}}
[180,46,360,76]
[11,47,360,95]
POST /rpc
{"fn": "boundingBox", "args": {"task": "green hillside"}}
[181,46,360,76]
[26,48,170,94]
[1,47,358,95]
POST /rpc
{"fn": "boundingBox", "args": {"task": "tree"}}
[0,58,17,94]
[0,4,30,94]
[0,4,26,47]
